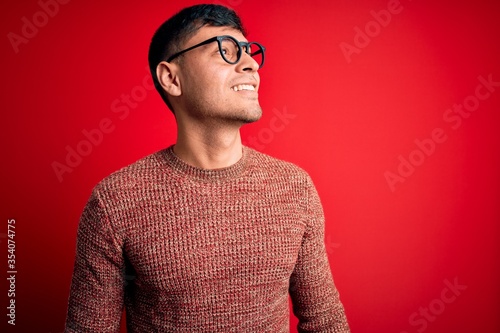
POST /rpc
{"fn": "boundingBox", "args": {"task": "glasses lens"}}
[247,43,265,68]
[220,36,240,64]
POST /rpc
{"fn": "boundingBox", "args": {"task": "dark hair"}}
[148,4,246,112]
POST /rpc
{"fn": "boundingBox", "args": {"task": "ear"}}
[156,61,182,97]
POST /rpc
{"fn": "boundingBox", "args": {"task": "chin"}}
[240,107,263,124]
[241,114,261,124]
[223,105,262,124]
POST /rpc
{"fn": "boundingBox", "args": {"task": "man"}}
[65,4,350,332]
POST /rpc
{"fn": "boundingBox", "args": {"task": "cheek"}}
[182,60,232,99]
[207,68,230,87]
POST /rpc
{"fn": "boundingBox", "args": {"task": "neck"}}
[173,118,244,170]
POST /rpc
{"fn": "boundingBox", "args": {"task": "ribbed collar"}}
[160,145,251,181]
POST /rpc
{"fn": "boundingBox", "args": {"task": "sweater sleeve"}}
[65,189,125,333]
[289,176,350,333]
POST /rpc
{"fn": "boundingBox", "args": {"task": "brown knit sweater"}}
[65,145,350,332]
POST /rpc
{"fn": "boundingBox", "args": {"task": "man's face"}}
[174,25,262,124]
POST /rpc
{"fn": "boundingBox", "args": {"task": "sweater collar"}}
[161,145,250,181]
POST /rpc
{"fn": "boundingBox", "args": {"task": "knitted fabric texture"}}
[65,145,350,332]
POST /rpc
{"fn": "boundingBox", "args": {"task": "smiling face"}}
[163,25,263,125]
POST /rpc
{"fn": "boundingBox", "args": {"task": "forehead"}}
[185,25,247,46]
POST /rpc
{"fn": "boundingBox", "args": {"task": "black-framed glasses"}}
[166,35,266,68]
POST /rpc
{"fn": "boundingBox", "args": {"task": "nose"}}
[236,51,260,73]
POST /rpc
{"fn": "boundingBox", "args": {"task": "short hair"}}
[148,4,247,112]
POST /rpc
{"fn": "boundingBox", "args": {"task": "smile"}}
[231,84,256,92]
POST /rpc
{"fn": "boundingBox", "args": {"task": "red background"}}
[1,0,500,332]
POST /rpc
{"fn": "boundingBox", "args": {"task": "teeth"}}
[232,84,255,92]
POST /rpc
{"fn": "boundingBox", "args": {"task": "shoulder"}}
[245,146,313,185]
[93,149,167,195]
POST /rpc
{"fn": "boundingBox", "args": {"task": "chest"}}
[122,183,307,292]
